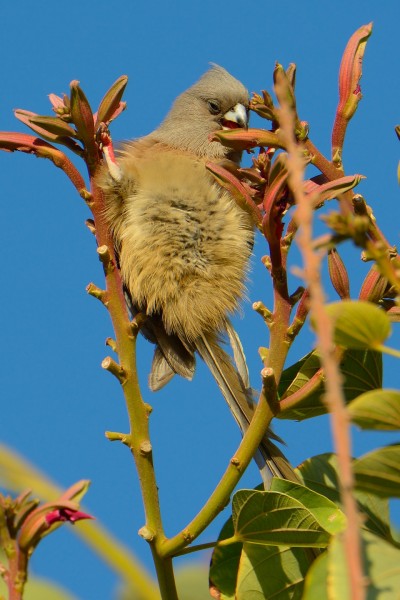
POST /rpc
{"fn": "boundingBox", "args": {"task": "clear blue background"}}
[0,1,399,598]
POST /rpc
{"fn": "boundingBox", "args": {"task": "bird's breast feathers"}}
[112,152,253,340]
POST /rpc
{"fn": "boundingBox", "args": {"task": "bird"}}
[97,65,297,484]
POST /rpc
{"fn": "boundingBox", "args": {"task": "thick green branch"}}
[89,177,177,600]
[159,370,277,558]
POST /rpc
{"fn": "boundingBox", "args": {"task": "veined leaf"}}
[303,530,400,600]
[354,445,400,497]
[297,453,393,542]
[236,543,308,600]
[270,479,346,534]
[231,490,331,548]
[210,512,312,600]
[348,389,400,430]
[209,518,240,600]
[324,300,392,350]
[278,349,382,421]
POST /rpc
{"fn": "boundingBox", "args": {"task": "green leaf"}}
[270,479,346,534]
[278,349,382,421]
[300,549,329,600]
[297,453,393,542]
[303,530,400,600]
[348,389,400,430]
[278,351,319,397]
[324,300,391,350]
[209,518,241,600]
[231,490,331,548]
[354,444,400,497]
[236,543,309,600]
[210,514,312,600]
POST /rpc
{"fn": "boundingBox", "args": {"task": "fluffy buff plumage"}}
[97,65,297,484]
[98,65,253,342]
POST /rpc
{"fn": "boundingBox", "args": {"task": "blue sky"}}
[0,1,399,598]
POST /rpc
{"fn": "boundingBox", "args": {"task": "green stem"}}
[377,344,400,359]
[279,368,325,412]
[89,177,177,599]
[150,552,178,600]
[173,541,218,557]
[160,373,276,558]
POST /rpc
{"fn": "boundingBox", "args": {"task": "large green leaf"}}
[348,389,400,430]
[277,349,382,421]
[297,453,393,542]
[269,479,346,534]
[210,514,312,600]
[209,518,241,600]
[303,530,400,600]
[324,300,392,350]
[300,548,329,600]
[354,444,400,497]
[210,480,343,599]
[236,543,308,600]
[231,490,331,548]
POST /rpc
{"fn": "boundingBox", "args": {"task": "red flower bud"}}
[328,248,350,299]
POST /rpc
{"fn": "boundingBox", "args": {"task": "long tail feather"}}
[195,332,299,485]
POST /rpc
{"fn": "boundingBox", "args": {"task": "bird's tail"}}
[194,330,299,485]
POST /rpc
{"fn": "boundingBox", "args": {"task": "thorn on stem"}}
[261,255,272,271]
[85,219,96,235]
[138,526,155,542]
[230,457,241,471]
[253,301,273,324]
[97,245,114,272]
[80,188,92,203]
[101,356,126,383]
[181,529,194,543]
[144,403,153,416]
[105,431,127,442]
[140,441,152,456]
[86,282,107,305]
[130,313,147,336]
[261,367,278,407]
[105,337,117,353]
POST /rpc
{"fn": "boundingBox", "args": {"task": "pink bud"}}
[328,248,350,299]
[331,23,373,166]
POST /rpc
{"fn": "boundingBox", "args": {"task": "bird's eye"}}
[207,99,221,115]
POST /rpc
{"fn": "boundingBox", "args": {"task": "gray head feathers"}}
[150,65,249,160]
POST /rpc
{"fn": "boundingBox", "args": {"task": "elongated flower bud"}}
[359,265,389,303]
[328,248,350,299]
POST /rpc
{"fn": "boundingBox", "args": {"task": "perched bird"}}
[97,65,296,483]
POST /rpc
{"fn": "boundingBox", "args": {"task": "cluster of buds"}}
[0,481,92,598]
[0,75,128,184]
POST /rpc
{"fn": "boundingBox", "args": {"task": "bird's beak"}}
[221,103,248,130]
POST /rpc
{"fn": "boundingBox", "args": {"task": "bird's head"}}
[153,65,249,162]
